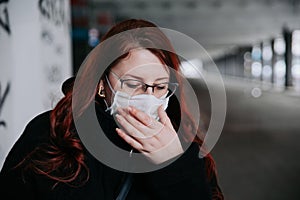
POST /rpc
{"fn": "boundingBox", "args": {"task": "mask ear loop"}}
[104,75,116,112]
[166,83,179,98]
[105,75,116,94]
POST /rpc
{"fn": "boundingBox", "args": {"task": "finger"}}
[116,109,164,150]
[116,121,155,151]
[128,106,156,128]
[157,105,173,128]
[118,108,153,137]
[115,114,144,138]
[116,128,143,150]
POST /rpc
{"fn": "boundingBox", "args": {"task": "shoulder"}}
[18,110,52,145]
[24,110,52,131]
[1,110,52,172]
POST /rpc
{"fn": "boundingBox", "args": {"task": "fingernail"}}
[116,128,122,135]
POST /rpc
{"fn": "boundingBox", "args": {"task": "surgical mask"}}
[105,76,170,120]
[107,91,169,120]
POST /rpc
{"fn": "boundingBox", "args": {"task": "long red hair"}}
[20,19,220,195]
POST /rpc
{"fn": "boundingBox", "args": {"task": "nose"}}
[145,86,154,95]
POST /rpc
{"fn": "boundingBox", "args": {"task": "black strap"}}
[116,174,133,200]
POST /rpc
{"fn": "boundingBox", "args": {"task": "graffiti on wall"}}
[38,0,70,109]
[38,0,67,27]
[0,82,10,128]
[0,0,10,35]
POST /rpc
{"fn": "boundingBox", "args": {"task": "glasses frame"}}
[109,70,179,97]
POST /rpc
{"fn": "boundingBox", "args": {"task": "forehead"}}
[111,49,169,78]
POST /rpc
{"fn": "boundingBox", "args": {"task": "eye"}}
[123,80,142,89]
[155,83,168,90]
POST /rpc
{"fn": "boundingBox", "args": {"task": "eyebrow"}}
[122,74,169,81]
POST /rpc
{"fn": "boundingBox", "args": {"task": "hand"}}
[115,105,184,164]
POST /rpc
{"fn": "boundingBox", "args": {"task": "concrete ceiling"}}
[89,0,300,60]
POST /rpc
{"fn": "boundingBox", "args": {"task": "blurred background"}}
[1,0,300,199]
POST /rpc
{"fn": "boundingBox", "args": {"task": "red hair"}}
[19,19,221,196]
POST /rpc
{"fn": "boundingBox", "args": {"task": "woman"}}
[0,19,224,199]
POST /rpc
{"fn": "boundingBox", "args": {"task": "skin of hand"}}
[115,105,184,164]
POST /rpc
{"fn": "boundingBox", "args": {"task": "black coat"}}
[0,102,223,199]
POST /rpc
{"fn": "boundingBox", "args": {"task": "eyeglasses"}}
[109,70,178,97]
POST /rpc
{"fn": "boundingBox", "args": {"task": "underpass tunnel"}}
[1,1,300,199]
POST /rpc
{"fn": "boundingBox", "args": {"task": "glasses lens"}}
[122,80,142,89]
[154,83,169,96]
[121,80,178,97]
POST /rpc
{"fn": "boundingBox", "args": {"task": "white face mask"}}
[105,75,170,120]
[107,91,169,120]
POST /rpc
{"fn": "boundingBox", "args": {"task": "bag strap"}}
[115,174,133,200]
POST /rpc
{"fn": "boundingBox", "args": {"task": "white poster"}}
[0,0,72,169]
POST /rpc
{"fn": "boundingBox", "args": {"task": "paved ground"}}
[190,76,300,200]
